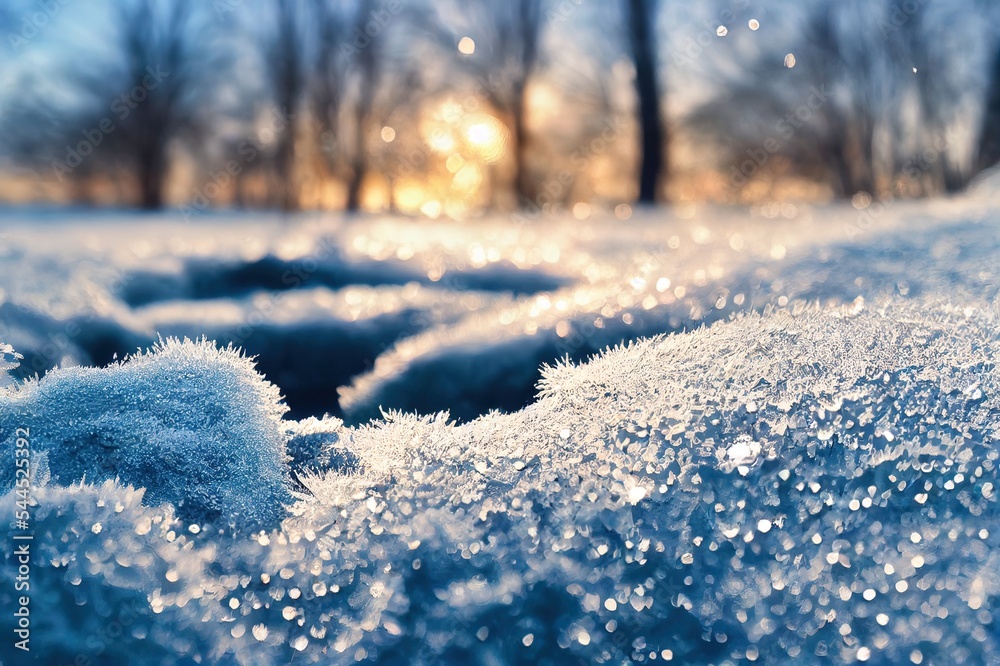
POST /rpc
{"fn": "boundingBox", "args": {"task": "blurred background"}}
[0,0,999,216]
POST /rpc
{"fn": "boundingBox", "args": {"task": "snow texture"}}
[0,338,290,531]
[0,342,21,389]
[1,297,999,664]
[1,200,1000,664]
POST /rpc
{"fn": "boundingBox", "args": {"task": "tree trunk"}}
[345,0,375,213]
[858,117,876,194]
[511,0,541,208]
[942,163,964,193]
[627,0,665,204]
[977,42,1000,172]
[273,0,303,212]
[345,102,367,212]
[138,138,167,210]
[345,160,364,212]
[274,116,297,211]
[831,142,854,199]
[511,84,533,207]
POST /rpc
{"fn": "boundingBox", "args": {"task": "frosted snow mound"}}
[280,299,1000,664]
[0,338,290,530]
[0,213,538,415]
[5,298,999,664]
[340,215,1000,422]
[3,204,998,422]
[0,481,223,663]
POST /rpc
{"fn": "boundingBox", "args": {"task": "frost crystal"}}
[3,298,999,664]
[2,204,1000,663]
[726,434,761,467]
[0,342,21,388]
[1,338,290,531]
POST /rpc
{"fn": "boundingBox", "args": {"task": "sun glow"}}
[461,114,508,164]
[395,101,511,217]
[466,123,492,145]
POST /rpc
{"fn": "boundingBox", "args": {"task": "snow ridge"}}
[3,298,998,664]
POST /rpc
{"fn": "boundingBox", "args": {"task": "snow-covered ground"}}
[2,193,1000,664]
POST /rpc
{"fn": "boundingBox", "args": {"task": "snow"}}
[1,199,1000,663]
[1,338,290,531]
[725,434,762,475]
[0,342,20,389]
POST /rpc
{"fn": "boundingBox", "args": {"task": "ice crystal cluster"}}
[0,342,21,388]
[3,297,999,665]
[0,339,290,531]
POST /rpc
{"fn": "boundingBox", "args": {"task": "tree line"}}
[1,0,998,213]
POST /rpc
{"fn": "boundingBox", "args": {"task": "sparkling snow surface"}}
[2,197,1000,664]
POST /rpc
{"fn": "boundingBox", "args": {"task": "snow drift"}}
[0,338,290,531]
[3,297,999,664]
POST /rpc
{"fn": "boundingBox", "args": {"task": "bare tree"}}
[805,2,878,196]
[4,0,213,208]
[977,39,1000,173]
[421,0,544,207]
[108,0,205,209]
[626,0,666,204]
[309,0,346,188]
[345,0,379,212]
[507,0,544,206]
[685,2,894,200]
[269,0,308,210]
[266,0,411,212]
